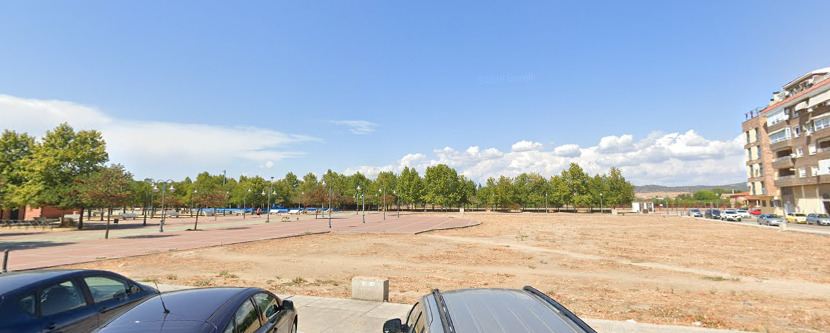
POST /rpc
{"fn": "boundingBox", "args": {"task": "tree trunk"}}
[77,207,85,230]
[104,206,111,239]
[193,207,201,230]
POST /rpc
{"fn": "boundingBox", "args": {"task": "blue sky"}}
[2,1,830,186]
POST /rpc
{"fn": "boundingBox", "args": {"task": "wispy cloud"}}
[345,132,745,186]
[331,120,378,135]
[0,94,319,179]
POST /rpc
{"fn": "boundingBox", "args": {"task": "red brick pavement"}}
[0,213,478,271]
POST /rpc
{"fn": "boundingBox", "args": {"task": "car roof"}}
[439,288,588,333]
[0,269,102,294]
[102,287,252,327]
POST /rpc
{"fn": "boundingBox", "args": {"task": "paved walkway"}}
[0,212,479,271]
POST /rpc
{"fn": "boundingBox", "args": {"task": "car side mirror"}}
[129,285,141,294]
[383,318,405,333]
[278,300,293,311]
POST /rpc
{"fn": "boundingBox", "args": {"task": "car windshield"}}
[766,215,780,218]
[819,214,830,218]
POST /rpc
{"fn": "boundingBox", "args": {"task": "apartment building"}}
[744,67,830,214]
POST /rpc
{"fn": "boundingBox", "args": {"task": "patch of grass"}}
[292,276,306,285]
[303,232,313,235]
[702,276,740,282]
[141,277,159,284]
[194,278,213,286]
[218,270,238,278]
[528,264,537,269]
[539,259,548,264]
[516,232,529,241]
[166,274,178,280]
[95,256,107,260]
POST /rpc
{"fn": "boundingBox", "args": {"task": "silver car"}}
[806,213,830,226]
[758,214,785,226]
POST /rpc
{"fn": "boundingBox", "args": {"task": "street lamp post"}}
[152,180,175,232]
[380,187,385,220]
[545,192,548,214]
[357,186,365,223]
[265,176,274,223]
[600,193,604,214]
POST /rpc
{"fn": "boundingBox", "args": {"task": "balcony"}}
[770,138,793,150]
[772,156,794,168]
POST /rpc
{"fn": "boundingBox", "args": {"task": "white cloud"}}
[553,144,581,157]
[331,120,378,135]
[347,130,744,186]
[511,140,543,152]
[0,94,318,180]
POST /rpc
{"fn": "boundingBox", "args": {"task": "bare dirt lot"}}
[63,213,830,332]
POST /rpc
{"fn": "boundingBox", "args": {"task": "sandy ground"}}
[63,212,830,332]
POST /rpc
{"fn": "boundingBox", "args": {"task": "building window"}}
[758,164,763,177]
[809,145,817,155]
[754,128,759,141]
[793,126,802,137]
[799,168,807,178]
[797,147,804,157]
[794,109,800,118]
[815,117,830,131]
[811,166,819,176]
[769,129,791,144]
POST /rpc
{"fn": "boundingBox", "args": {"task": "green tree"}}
[24,123,108,228]
[424,164,461,210]
[397,167,423,209]
[0,130,35,218]
[75,164,133,236]
[605,167,634,207]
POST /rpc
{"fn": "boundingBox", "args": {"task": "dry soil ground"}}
[63,212,830,332]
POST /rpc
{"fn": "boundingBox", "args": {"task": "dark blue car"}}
[0,269,157,333]
[96,287,297,333]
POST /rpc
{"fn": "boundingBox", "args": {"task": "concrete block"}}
[351,276,389,302]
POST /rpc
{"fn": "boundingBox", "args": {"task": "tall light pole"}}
[380,187,385,220]
[152,180,175,232]
[545,191,548,214]
[600,192,604,214]
[265,176,274,223]
[357,185,365,223]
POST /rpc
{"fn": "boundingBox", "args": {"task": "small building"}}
[631,201,654,214]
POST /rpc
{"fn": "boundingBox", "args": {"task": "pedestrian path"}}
[0,212,479,271]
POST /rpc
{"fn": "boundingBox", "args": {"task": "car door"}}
[252,292,288,332]
[81,274,139,324]
[38,279,98,333]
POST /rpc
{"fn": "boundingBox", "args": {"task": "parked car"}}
[785,213,807,224]
[704,209,721,219]
[0,269,156,333]
[758,214,785,226]
[686,209,702,217]
[383,287,596,333]
[721,209,742,222]
[96,287,297,333]
[736,209,751,218]
[806,213,830,226]
[749,209,762,216]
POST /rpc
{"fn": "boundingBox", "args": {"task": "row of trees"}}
[0,124,637,229]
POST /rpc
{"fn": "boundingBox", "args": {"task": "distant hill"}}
[634,182,746,193]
